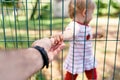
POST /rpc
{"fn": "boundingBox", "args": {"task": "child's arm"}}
[51,31,72,50]
[63,29,74,40]
[52,29,74,41]
[52,21,80,41]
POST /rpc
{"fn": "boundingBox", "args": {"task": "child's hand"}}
[51,33,63,45]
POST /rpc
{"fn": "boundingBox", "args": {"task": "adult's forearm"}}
[0,48,43,80]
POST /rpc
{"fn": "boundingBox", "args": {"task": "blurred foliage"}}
[1,0,18,6]
[1,0,120,17]
[37,4,51,19]
[95,0,120,17]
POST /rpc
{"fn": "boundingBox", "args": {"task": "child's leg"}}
[85,68,97,80]
[64,71,78,80]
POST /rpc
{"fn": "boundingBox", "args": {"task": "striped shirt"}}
[63,21,97,74]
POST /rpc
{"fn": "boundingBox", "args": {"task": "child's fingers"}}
[55,35,63,44]
[59,34,63,41]
[50,36,59,45]
[50,34,63,46]
[54,36,59,44]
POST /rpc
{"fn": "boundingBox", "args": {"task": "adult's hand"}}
[32,37,65,62]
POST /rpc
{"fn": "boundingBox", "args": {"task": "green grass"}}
[0,17,70,30]
[0,17,70,49]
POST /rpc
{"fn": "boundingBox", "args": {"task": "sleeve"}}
[65,22,80,36]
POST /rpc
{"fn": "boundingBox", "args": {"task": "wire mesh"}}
[0,0,120,80]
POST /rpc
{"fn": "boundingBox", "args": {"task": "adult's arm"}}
[0,38,65,80]
[0,48,44,80]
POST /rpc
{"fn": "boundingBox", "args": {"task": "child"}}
[52,0,100,79]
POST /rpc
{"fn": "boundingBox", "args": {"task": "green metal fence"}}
[0,0,120,80]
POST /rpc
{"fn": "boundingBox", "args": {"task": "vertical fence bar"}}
[32,0,38,40]
[5,5,15,48]
[31,0,36,39]
[102,0,111,79]
[38,0,41,39]
[61,0,64,79]
[1,0,7,48]
[37,0,43,79]
[13,0,18,48]
[93,0,100,79]
[17,4,23,48]
[112,14,120,80]
[73,0,76,79]
[50,0,53,79]
[50,0,52,36]
[25,0,30,47]
[40,1,43,38]
[82,0,88,79]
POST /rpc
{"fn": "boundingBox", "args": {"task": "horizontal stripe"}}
[67,54,94,61]
[70,40,93,43]
[64,61,96,70]
[69,49,92,52]
[70,45,92,49]
[70,44,92,48]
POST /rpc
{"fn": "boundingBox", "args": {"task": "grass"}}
[0,17,70,30]
[0,17,70,48]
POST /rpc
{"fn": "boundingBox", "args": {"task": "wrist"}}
[33,46,49,69]
[26,48,44,69]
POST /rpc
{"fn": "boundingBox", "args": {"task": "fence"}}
[0,0,120,80]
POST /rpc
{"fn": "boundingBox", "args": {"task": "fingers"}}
[54,43,65,55]
[48,43,65,62]
[51,43,65,55]
[51,34,63,45]
[50,33,64,53]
